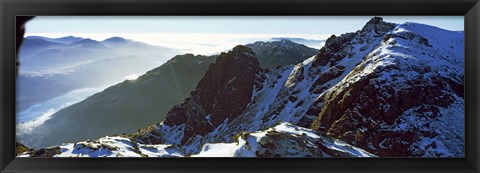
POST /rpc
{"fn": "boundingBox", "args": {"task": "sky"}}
[25,16,464,55]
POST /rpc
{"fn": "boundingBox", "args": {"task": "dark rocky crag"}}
[311,17,396,68]
[163,45,261,143]
[301,17,397,127]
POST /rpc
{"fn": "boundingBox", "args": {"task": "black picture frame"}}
[1,0,479,172]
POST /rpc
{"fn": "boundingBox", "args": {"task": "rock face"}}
[312,17,396,68]
[197,46,260,125]
[312,33,356,67]
[164,45,261,143]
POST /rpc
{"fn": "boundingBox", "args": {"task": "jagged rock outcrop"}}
[311,33,356,67]
[163,45,261,143]
[301,17,396,129]
[311,17,396,68]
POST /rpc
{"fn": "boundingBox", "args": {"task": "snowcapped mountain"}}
[19,17,464,157]
[308,19,464,157]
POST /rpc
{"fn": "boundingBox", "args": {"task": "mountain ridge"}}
[19,17,464,157]
[25,36,85,44]
[245,39,318,68]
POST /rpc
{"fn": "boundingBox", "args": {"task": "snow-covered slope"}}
[20,17,464,157]
[19,136,183,157]
[19,123,375,157]
[193,122,375,157]
[310,21,464,157]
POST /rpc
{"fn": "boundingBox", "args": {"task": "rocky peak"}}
[309,21,464,157]
[163,45,260,144]
[311,17,395,68]
[367,16,384,24]
[231,45,255,56]
[360,17,396,35]
[311,32,356,67]
[197,45,260,117]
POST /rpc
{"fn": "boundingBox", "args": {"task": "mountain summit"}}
[163,45,261,144]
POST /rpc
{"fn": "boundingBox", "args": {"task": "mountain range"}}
[17,36,181,113]
[17,38,318,149]
[270,37,325,49]
[18,17,464,157]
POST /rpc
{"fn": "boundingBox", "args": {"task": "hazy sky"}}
[26,16,463,34]
[25,16,464,55]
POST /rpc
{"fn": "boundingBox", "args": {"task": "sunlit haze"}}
[25,16,463,55]
[23,33,330,55]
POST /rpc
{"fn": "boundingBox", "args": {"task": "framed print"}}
[1,0,479,172]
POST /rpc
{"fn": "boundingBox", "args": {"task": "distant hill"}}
[246,39,318,68]
[17,36,180,113]
[270,37,325,49]
[25,36,85,44]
